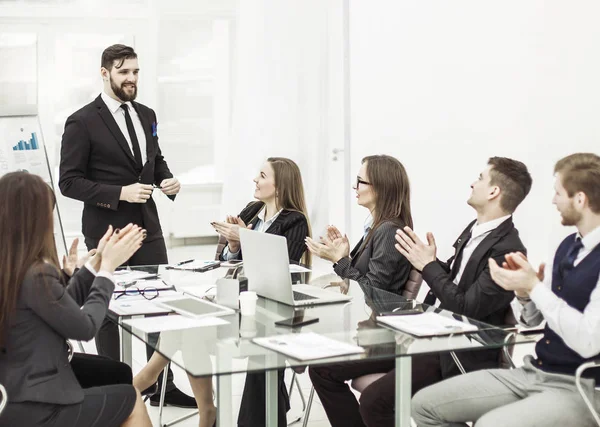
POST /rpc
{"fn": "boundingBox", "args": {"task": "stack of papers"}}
[253,332,365,361]
[376,313,478,337]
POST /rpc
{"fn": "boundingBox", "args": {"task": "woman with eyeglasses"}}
[306,154,413,295]
[0,172,151,427]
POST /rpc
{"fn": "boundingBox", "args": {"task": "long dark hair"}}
[0,172,60,346]
[267,157,312,266]
[362,155,413,240]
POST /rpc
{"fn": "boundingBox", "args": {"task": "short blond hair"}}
[554,153,600,214]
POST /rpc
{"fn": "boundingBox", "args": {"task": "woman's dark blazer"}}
[218,201,309,263]
[0,264,113,405]
[333,220,411,295]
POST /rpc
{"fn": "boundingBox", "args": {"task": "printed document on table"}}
[123,315,228,333]
[253,332,365,361]
[376,312,478,337]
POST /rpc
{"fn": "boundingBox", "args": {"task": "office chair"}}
[576,359,600,426]
[450,307,519,375]
[301,269,424,427]
[0,383,7,417]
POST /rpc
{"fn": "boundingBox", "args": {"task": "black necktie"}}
[120,104,143,168]
[423,229,472,306]
[559,237,583,277]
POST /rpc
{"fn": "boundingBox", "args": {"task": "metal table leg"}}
[395,356,412,427]
[216,343,233,427]
[119,316,133,366]
[266,369,278,426]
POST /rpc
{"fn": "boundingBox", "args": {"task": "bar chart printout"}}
[12,132,39,151]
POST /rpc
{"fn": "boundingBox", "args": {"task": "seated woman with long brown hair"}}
[306,154,413,295]
[133,157,312,427]
[0,172,150,427]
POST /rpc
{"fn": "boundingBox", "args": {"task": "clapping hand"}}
[305,225,350,263]
[62,238,97,277]
[98,224,147,273]
[394,227,437,271]
[488,252,541,295]
[212,216,253,252]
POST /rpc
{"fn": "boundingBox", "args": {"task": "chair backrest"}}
[0,383,7,416]
[214,235,228,261]
[402,268,423,300]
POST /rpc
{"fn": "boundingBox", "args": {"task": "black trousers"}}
[308,354,442,427]
[237,369,290,427]
[1,353,136,427]
[84,235,175,392]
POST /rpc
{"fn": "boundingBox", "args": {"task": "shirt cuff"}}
[333,256,351,275]
[224,246,240,260]
[529,281,556,311]
[84,261,98,276]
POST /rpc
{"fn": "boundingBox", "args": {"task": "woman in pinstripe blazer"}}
[134,158,312,427]
[306,154,413,295]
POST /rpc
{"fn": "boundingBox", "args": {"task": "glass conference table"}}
[110,265,534,427]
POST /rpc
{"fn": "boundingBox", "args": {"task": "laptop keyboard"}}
[293,291,318,301]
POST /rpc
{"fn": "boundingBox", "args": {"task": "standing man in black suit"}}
[59,44,195,408]
[309,157,533,427]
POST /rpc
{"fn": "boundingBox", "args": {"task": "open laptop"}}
[239,228,352,307]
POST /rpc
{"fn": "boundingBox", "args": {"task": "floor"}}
[76,243,536,427]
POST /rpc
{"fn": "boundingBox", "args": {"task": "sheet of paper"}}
[376,312,478,337]
[289,264,312,273]
[110,299,173,316]
[111,289,180,302]
[253,332,365,361]
[123,315,228,333]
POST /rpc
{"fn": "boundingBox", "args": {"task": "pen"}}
[177,259,195,265]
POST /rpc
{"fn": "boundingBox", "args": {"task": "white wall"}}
[349,0,600,265]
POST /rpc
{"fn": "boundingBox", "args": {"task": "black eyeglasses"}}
[114,287,159,300]
[355,177,372,188]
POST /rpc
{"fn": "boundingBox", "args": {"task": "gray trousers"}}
[412,356,600,427]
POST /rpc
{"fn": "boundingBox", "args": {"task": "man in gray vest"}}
[412,152,600,427]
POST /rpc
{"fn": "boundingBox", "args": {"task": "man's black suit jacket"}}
[59,95,174,240]
[421,216,526,377]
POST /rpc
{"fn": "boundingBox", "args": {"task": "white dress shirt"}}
[100,92,147,165]
[433,215,511,307]
[452,215,512,286]
[224,207,284,260]
[522,225,600,360]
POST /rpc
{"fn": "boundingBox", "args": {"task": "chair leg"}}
[301,387,315,427]
[157,364,169,427]
[287,371,307,426]
[450,351,467,375]
[294,374,307,412]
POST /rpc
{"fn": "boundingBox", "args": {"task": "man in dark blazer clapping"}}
[59,44,194,408]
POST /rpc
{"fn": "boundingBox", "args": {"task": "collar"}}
[257,207,283,225]
[363,214,374,235]
[471,215,511,240]
[578,224,600,251]
[101,91,133,114]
